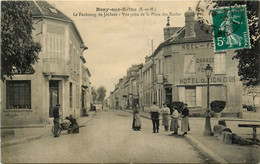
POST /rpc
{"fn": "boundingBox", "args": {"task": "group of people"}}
[132,102,190,136]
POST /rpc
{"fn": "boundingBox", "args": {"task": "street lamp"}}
[203,64,213,136]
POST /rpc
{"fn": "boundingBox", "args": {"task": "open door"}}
[49,80,59,118]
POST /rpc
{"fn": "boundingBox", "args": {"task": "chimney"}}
[163,17,181,41]
[184,7,195,38]
[163,16,171,41]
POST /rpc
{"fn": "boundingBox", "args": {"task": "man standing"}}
[150,102,161,133]
[53,104,61,138]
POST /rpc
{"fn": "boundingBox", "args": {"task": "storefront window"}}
[6,81,31,109]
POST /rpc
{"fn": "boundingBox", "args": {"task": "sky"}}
[50,1,200,95]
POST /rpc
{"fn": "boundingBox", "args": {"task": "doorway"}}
[49,80,60,118]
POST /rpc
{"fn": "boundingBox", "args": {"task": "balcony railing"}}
[42,58,69,76]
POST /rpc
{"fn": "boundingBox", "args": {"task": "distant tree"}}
[243,85,260,112]
[1,1,41,81]
[91,87,97,102]
[97,86,106,103]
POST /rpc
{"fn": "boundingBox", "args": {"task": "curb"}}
[1,129,15,138]
[1,113,96,148]
[123,109,228,163]
[185,135,228,163]
[1,124,47,129]
[1,133,51,148]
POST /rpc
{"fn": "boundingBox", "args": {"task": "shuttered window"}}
[179,87,185,102]
[185,87,196,107]
[6,81,31,109]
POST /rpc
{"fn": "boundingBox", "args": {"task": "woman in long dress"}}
[181,104,190,136]
[133,110,141,131]
[170,106,179,135]
[161,103,170,131]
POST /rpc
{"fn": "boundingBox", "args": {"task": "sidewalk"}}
[131,109,260,163]
[1,111,96,148]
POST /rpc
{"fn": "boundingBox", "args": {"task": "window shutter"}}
[179,87,185,102]
[196,86,202,106]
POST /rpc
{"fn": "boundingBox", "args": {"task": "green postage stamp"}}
[211,5,251,52]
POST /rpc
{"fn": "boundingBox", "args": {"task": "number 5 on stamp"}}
[211,5,251,52]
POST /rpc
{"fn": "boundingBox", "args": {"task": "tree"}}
[91,87,97,102]
[96,86,106,103]
[243,85,260,112]
[196,0,259,86]
[1,1,41,81]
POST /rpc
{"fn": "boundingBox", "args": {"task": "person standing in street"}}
[161,103,170,131]
[150,102,161,133]
[181,103,190,136]
[133,110,141,131]
[170,106,179,135]
[132,104,138,130]
[53,104,61,138]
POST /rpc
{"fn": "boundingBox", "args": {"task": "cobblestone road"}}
[2,110,206,163]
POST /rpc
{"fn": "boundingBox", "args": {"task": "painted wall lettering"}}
[182,43,214,50]
[179,76,236,85]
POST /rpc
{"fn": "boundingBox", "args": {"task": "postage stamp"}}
[211,5,251,52]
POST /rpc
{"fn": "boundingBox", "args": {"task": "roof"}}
[28,1,72,22]
[165,21,213,44]
[28,1,85,44]
[151,21,213,58]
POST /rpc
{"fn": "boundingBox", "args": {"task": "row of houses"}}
[1,1,93,126]
[107,7,244,116]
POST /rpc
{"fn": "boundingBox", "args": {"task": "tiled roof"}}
[28,1,85,45]
[165,21,213,44]
[151,21,213,57]
[28,1,72,22]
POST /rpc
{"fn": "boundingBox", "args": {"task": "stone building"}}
[1,1,91,126]
[149,7,243,116]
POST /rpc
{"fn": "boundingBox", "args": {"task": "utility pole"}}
[151,39,154,55]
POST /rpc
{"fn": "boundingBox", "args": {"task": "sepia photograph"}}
[1,0,260,163]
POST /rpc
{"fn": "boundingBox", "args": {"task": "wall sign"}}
[179,76,235,85]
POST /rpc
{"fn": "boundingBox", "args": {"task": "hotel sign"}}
[179,76,235,85]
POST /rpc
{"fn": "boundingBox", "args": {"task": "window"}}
[214,53,226,74]
[6,81,31,109]
[76,85,79,108]
[46,34,64,59]
[184,54,195,74]
[70,82,73,108]
[185,86,196,107]
[165,56,172,75]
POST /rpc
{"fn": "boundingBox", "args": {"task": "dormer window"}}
[49,8,58,14]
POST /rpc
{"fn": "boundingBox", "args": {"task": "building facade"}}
[110,7,243,116]
[1,1,92,126]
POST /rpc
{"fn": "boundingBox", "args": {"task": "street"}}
[2,109,206,163]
